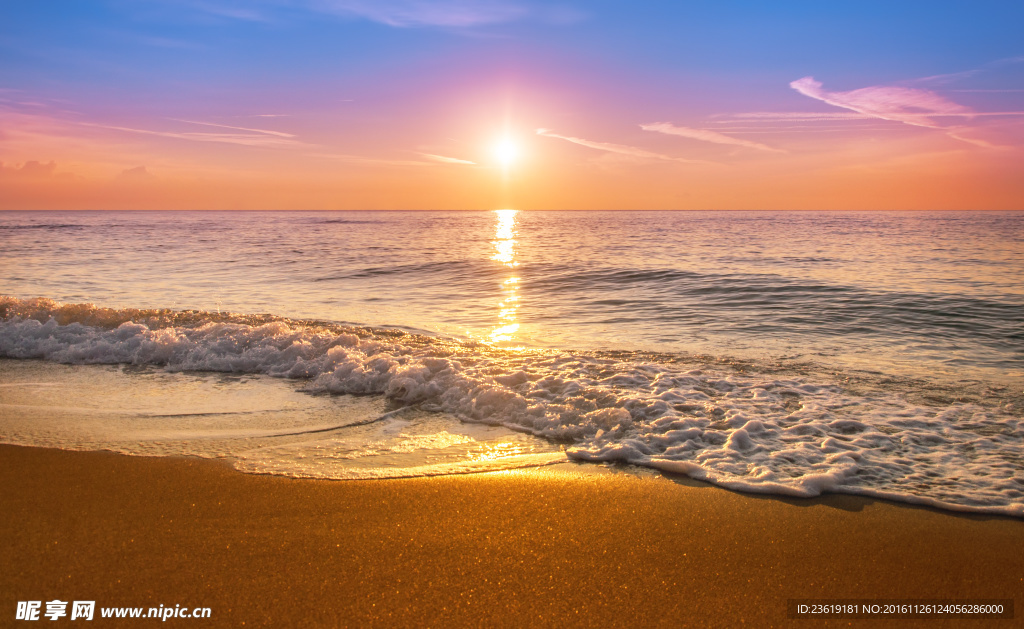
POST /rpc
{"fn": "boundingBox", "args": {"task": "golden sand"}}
[1,445,1021,627]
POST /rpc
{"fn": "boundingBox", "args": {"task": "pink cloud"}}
[88,123,304,148]
[787,76,1024,147]
[722,112,872,121]
[640,122,785,153]
[789,76,973,129]
[173,119,296,138]
[310,0,527,27]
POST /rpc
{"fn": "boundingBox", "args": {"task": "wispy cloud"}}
[314,0,528,27]
[111,31,207,51]
[153,0,564,29]
[702,125,897,134]
[173,119,295,138]
[789,77,971,129]
[790,75,1024,147]
[421,153,475,164]
[182,0,576,28]
[731,110,1024,120]
[641,122,784,153]
[944,132,1001,149]
[536,128,705,163]
[88,123,303,148]
[289,0,528,27]
[718,112,873,122]
[310,152,435,166]
[914,55,1024,86]
[184,1,271,22]
[0,106,85,149]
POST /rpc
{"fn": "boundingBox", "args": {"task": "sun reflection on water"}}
[489,210,522,347]
[466,440,531,463]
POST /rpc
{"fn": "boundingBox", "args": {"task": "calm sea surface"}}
[2,210,1022,515]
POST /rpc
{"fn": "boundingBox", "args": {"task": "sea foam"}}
[2,297,1022,516]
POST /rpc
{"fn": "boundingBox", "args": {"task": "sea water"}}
[1,210,1021,515]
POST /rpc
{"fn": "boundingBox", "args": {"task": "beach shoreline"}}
[2,444,1020,627]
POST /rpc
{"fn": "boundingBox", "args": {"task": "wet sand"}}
[1,444,1021,627]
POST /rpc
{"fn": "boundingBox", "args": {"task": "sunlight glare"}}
[495,139,518,167]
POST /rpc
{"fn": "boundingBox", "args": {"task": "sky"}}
[1,1,1023,210]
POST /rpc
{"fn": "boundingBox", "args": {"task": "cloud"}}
[185,0,572,28]
[789,76,1024,148]
[304,0,528,27]
[184,1,271,22]
[118,166,156,181]
[915,55,1024,86]
[173,119,295,138]
[536,128,706,163]
[641,122,785,153]
[89,123,303,148]
[721,112,872,122]
[719,110,1024,125]
[311,152,435,166]
[789,76,972,129]
[421,153,475,164]
[944,132,1002,149]
[702,125,897,134]
[0,160,58,179]
[103,30,206,51]
[158,0,564,29]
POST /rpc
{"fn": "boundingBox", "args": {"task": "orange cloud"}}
[0,160,59,179]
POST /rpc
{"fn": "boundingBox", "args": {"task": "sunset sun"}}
[494,138,519,167]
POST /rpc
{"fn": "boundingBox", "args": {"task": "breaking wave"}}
[2,296,1022,516]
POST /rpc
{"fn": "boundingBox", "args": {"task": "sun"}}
[494,138,518,167]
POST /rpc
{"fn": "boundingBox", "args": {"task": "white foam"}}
[2,297,1022,517]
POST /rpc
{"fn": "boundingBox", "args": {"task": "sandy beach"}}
[2,444,1020,627]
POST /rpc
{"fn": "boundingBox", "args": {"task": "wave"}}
[2,296,1022,517]
[0,223,85,230]
[315,260,483,282]
[318,219,384,225]
[524,265,1024,355]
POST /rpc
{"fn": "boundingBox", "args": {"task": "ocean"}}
[1,210,1022,516]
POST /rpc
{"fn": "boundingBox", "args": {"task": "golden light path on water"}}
[489,209,521,347]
